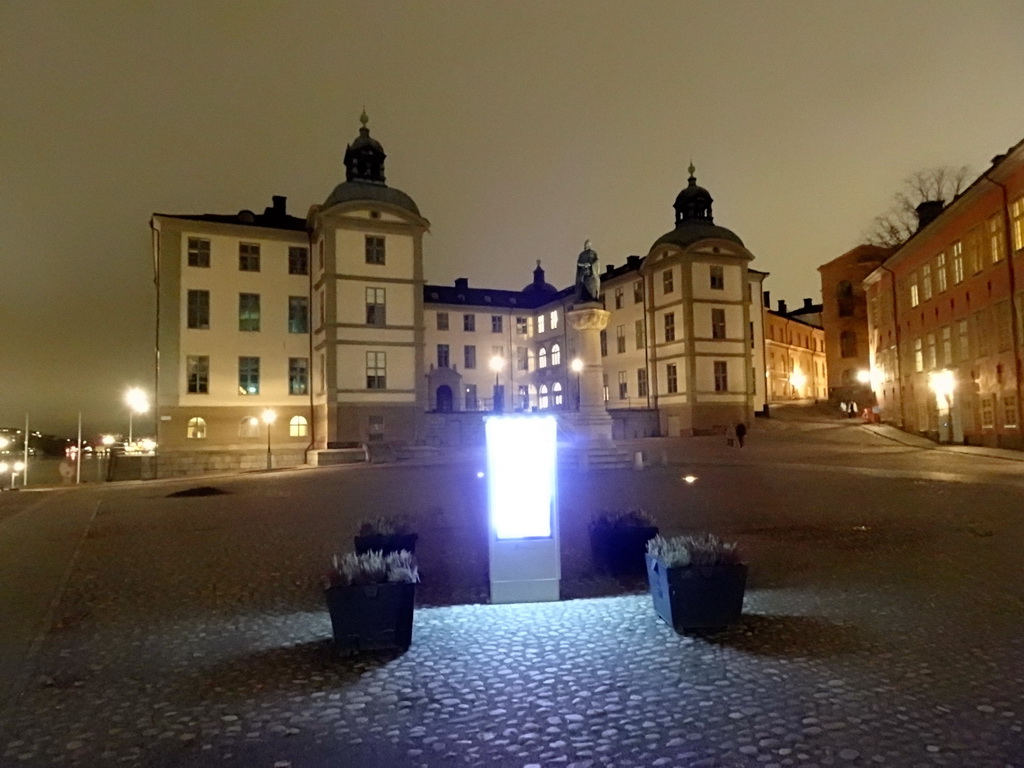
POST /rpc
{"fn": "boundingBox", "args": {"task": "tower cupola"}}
[343,110,386,184]
[673,163,714,224]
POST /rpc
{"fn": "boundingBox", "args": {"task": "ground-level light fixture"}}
[856,369,871,385]
[928,369,956,401]
[789,371,807,393]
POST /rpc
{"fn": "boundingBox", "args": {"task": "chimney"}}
[626,255,641,268]
[454,277,469,290]
[605,264,615,275]
[272,195,286,215]
[803,298,813,309]
[777,299,788,314]
[763,291,770,308]
[915,200,944,231]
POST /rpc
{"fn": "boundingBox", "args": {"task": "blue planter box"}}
[645,554,747,632]
[325,582,416,654]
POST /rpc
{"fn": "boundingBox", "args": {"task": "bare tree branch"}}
[864,165,972,248]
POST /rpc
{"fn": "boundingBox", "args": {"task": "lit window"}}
[553,382,563,407]
[1011,197,1024,251]
[936,253,947,292]
[952,241,964,284]
[366,287,386,326]
[550,343,561,366]
[539,384,549,409]
[239,293,260,331]
[238,356,260,395]
[914,338,923,372]
[538,348,548,368]
[909,274,919,307]
[289,415,309,437]
[186,417,206,439]
[537,314,545,334]
[550,310,558,330]
[921,264,932,301]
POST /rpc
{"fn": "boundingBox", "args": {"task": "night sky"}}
[3,1,1023,436]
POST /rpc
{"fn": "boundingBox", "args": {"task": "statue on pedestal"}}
[574,240,602,304]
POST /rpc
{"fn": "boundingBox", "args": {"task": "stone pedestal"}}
[567,304,613,442]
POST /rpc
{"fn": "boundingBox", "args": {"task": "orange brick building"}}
[863,137,1024,446]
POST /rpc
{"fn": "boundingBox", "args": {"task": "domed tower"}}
[307,112,430,450]
[640,163,764,437]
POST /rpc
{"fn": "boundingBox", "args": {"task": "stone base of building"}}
[154,448,308,478]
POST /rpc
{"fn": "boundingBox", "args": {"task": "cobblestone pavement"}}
[1,416,1023,767]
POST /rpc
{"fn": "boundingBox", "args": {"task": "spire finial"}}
[688,160,696,178]
[359,108,369,128]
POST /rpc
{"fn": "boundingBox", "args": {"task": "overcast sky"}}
[2,0,1023,435]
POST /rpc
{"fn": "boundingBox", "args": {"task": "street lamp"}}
[124,387,149,446]
[262,409,276,470]
[789,371,807,398]
[10,461,25,489]
[570,357,584,410]
[489,355,505,413]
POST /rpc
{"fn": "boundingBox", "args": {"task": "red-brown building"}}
[863,137,1024,446]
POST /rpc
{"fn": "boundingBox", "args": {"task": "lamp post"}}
[262,409,276,469]
[570,357,584,410]
[489,355,505,413]
[124,387,149,446]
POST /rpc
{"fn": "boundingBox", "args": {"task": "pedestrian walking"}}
[735,422,746,447]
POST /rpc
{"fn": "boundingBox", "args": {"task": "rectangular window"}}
[981,396,995,428]
[239,356,260,395]
[616,325,626,353]
[187,289,210,329]
[713,360,728,392]
[926,333,936,370]
[516,316,528,335]
[365,235,385,265]
[239,242,260,271]
[464,345,477,369]
[966,227,982,275]
[909,273,919,307]
[239,293,260,332]
[635,319,645,350]
[537,313,545,334]
[633,280,643,304]
[662,269,674,294]
[637,368,648,397]
[463,313,476,332]
[600,330,607,357]
[602,373,609,402]
[952,241,964,284]
[491,315,503,333]
[289,296,309,333]
[1011,196,1024,251]
[1004,394,1018,428]
[366,351,386,389]
[550,310,558,330]
[187,237,210,268]
[936,252,947,293]
[711,308,726,339]
[437,312,449,331]
[957,319,969,362]
[989,214,1005,263]
[288,246,309,275]
[666,363,678,394]
[614,286,624,309]
[366,287,386,326]
[437,344,450,368]
[914,338,923,372]
[289,357,309,395]
[618,371,627,400]
[187,355,209,394]
[710,265,724,290]
[517,346,528,371]
[664,312,676,342]
[921,264,932,301]
[941,326,952,366]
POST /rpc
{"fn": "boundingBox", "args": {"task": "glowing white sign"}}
[486,415,556,540]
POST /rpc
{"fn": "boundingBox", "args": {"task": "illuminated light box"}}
[485,415,560,603]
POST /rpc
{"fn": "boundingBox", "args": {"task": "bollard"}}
[634,451,644,470]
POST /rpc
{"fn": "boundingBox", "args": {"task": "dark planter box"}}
[646,554,747,632]
[324,581,416,654]
[590,524,659,576]
[354,533,418,556]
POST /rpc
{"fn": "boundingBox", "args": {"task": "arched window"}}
[837,281,854,317]
[538,348,548,369]
[553,381,563,406]
[539,384,549,409]
[186,417,206,439]
[239,416,260,438]
[289,415,308,437]
[840,330,857,358]
[550,343,561,366]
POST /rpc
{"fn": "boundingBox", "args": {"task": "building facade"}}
[762,298,827,403]
[152,119,782,471]
[863,137,1024,446]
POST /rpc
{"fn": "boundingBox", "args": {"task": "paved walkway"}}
[1,419,1023,767]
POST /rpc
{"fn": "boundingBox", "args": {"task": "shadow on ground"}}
[701,613,867,658]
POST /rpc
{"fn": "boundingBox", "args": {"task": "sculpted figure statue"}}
[575,239,601,303]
